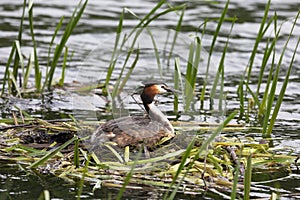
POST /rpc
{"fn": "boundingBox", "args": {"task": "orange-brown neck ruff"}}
[141,85,161,112]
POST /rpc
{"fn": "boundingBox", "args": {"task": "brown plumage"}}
[91,82,175,149]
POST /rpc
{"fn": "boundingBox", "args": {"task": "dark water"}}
[0,0,300,199]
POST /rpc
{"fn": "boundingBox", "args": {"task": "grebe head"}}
[141,82,174,112]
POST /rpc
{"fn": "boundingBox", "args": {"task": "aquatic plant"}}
[1,0,88,97]
[237,0,300,137]
[103,0,186,98]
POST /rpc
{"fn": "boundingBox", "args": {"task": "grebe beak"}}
[166,87,181,94]
[162,84,181,94]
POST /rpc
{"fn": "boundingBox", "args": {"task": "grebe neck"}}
[141,90,154,113]
[147,102,174,133]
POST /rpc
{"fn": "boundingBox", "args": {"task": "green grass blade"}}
[259,48,276,121]
[245,84,260,109]
[184,42,195,111]
[104,9,124,94]
[111,49,133,97]
[1,42,16,96]
[117,48,140,94]
[23,51,34,89]
[257,15,280,116]
[199,110,238,154]
[230,150,242,200]
[126,0,167,39]
[167,5,185,66]
[38,190,50,200]
[76,154,90,200]
[74,136,79,168]
[146,27,162,76]
[263,11,299,137]
[141,4,186,30]
[11,0,26,91]
[58,46,68,86]
[201,0,230,103]
[256,38,270,97]
[43,16,64,92]
[125,3,186,56]
[174,57,183,112]
[255,20,277,98]
[185,42,194,87]
[28,136,78,169]
[46,0,88,90]
[47,16,64,68]
[245,0,271,86]
[191,37,201,88]
[165,138,195,200]
[17,0,26,44]
[105,2,185,96]
[244,155,252,200]
[210,16,236,100]
[239,0,272,120]
[237,81,245,120]
[28,0,41,91]
[15,40,25,82]
[262,49,278,135]
[104,144,124,163]
[116,150,142,200]
[186,36,202,111]
[8,70,22,98]
[165,110,238,200]
[110,4,186,98]
[267,29,300,135]
[208,0,229,58]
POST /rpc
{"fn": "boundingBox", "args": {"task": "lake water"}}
[0,0,299,199]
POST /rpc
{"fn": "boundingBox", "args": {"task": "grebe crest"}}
[91,82,176,149]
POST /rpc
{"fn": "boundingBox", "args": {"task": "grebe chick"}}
[91,82,176,149]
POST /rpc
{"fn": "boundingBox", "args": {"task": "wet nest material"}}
[0,118,298,198]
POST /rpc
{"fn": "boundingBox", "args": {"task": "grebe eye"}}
[161,85,167,91]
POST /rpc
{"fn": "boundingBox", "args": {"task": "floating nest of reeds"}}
[0,118,298,198]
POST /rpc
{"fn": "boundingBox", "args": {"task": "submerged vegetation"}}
[0,0,299,199]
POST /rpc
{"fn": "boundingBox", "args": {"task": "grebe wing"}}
[93,115,173,148]
[101,115,151,132]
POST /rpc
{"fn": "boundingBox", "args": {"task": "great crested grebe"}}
[91,82,176,149]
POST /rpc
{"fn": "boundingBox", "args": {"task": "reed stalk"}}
[28,0,41,91]
[10,0,26,95]
[210,16,236,111]
[167,5,185,66]
[174,57,183,112]
[45,0,88,91]
[105,1,186,98]
[1,42,16,96]
[244,155,252,200]
[1,0,87,96]
[238,0,272,120]
[200,0,230,106]
[252,10,300,137]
